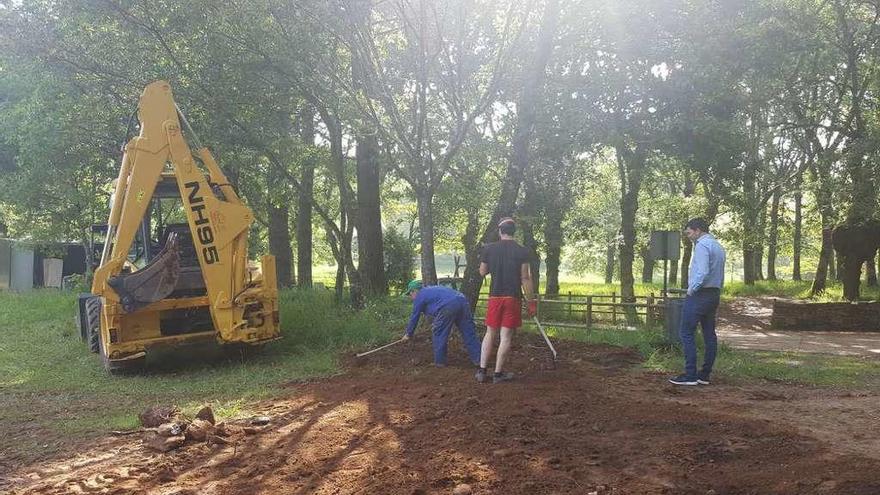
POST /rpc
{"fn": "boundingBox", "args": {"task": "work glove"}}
[527,299,538,318]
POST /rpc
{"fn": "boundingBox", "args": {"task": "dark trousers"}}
[432,298,482,366]
[679,288,720,378]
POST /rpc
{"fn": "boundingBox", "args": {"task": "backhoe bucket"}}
[108,233,181,313]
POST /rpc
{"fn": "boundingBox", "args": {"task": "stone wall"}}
[771,299,880,332]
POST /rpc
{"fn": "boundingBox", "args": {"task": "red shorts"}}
[486,296,522,329]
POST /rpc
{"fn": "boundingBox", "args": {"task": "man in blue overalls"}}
[402,280,482,368]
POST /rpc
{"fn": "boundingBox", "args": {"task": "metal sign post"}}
[650,231,681,299]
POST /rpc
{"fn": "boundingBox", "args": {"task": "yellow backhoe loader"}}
[76,81,280,373]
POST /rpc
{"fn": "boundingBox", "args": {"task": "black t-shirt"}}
[481,240,530,297]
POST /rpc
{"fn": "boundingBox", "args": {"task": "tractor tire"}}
[97,327,146,375]
[84,296,102,354]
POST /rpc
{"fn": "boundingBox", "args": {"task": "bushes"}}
[383,227,416,291]
[276,288,407,352]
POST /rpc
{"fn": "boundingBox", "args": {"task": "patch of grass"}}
[540,324,670,358]
[482,279,667,297]
[722,280,813,300]
[0,288,409,457]
[551,280,667,297]
[539,323,880,388]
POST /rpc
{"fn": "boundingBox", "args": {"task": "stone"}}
[452,483,473,495]
[185,419,214,442]
[195,406,216,425]
[157,422,184,437]
[139,406,177,428]
[146,433,185,452]
[250,416,271,426]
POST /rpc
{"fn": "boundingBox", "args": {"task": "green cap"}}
[403,279,423,295]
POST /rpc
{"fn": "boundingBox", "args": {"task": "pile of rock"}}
[140,405,229,452]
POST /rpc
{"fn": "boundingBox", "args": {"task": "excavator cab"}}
[77,81,280,373]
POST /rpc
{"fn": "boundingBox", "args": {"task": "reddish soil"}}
[4,334,880,495]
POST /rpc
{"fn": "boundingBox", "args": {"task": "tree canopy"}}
[2,0,880,302]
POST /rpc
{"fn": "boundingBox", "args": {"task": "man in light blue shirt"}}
[670,218,726,386]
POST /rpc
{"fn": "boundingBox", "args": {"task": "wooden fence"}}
[475,292,669,329]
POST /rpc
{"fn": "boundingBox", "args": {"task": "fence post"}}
[567,291,573,320]
[586,295,593,329]
[647,292,655,324]
[612,291,617,325]
[536,293,541,319]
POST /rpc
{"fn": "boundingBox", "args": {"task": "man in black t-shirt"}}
[476,217,536,383]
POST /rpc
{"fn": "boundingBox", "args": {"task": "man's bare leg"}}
[494,327,515,374]
[480,327,498,369]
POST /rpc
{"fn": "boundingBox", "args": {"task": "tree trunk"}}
[837,248,861,301]
[742,248,756,286]
[616,143,645,324]
[544,205,563,297]
[461,210,484,308]
[416,189,438,285]
[834,251,841,281]
[351,0,387,298]
[604,235,616,284]
[741,115,761,285]
[326,227,345,301]
[355,133,387,296]
[811,160,835,295]
[461,210,480,271]
[335,262,345,301]
[767,188,780,281]
[755,201,767,281]
[640,245,653,283]
[461,0,559,307]
[520,178,541,293]
[832,222,880,301]
[866,250,877,287]
[681,236,692,289]
[323,111,363,308]
[793,183,803,281]
[812,228,832,295]
[297,107,315,288]
[268,203,294,288]
[669,255,679,285]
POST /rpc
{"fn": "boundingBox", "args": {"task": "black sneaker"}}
[668,374,698,386]
[475,368,487,383]
[493,372,515,384]
[697,373,710,385]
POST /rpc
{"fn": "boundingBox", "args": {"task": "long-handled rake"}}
[532,316,558,368]
[355,337,408,358]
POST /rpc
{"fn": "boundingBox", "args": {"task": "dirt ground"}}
[3,333,879,495]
